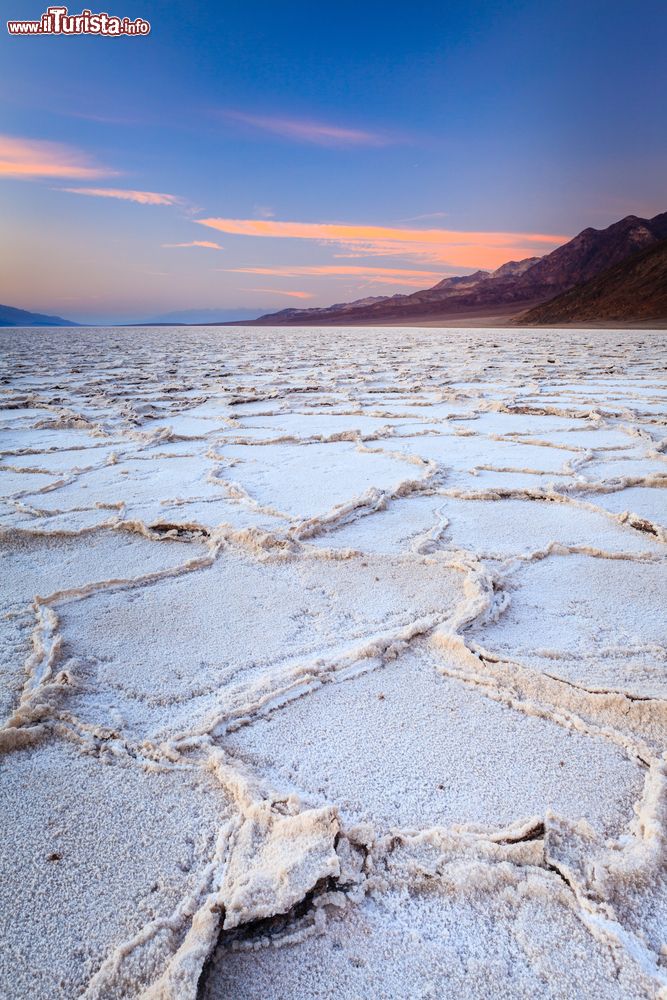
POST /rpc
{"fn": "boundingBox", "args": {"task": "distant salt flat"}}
[0,325,665,1000]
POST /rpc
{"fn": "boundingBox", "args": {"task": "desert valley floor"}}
[0,325,665,999]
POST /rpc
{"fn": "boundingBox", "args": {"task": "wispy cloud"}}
[223,264,440,277]
[0,134,112,180]
[246,288,314,299]
[221,111,391,147]
[253,204,275,219]
[197,217,568,269]
[222,265,442,286]
[162,240,223,250]
[350,274,435,288]
[396,211,449,223]
[61,187,182,206]
[63,109,146,126]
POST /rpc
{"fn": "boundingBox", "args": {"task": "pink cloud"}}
[0,134,112,180]
[247,288,314,299]
[222,111,390,147]
[162,240,223,250]
[222,265,443,286]
[61,187,182,206]
[223,265,442,278]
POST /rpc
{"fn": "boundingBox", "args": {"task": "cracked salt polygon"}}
[223,411,412,441]
[17,453,228,516]
[586,485,666,528]
[205,881,654,1000]
[0,738,232,999]
[382,432,579,477]
[0,467,63,495]
[225,645,643,836]
[580,451,667,483]
[52,549,467,741]
[0,442,137,475]
[1,529,204,723]
[455,411,593,436]
[473,553,667,696]
[437,496,664,556]
[218,440,427,519]
[309,494,449,554]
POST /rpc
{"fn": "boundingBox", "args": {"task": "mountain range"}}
[136,307,263,325]
[248,211,667,327]
[0,306,265,328]
[2,211,666,329]
[0,304,77,327]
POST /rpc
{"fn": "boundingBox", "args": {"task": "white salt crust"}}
[0,325,665,999]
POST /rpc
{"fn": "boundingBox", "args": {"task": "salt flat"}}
[0,325,665,999]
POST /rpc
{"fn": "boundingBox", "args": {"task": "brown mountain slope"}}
[517,238,667,325]
[247,211,667,326]
[505,211,667,301]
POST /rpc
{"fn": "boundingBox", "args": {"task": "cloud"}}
[197,217,568,270]
[197,218,566,246]
[221,111,390,147]
[223,264,441,277]
[0,134,112,180]
[162,240,223,250]
[63,109,145,126]
[351,274,435,288]
[247,288,314,299]
[61,187,182,206]
[396,211,449,222]
[222,265,442,286]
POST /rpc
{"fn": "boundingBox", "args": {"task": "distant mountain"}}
[0,303,77,327]
[137,307,262,325]
[248,269,499,326]
[254,292,397,325]
[247,211,667,326]
[517,237,667,325]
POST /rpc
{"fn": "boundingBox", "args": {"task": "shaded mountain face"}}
[249,212,667,325]
[507,212,667,302]
[0,304,77,327]
[517,237,667,325]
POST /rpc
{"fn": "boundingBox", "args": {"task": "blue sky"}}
[1,0,665,322]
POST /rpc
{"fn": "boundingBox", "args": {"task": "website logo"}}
[7,6,151,36]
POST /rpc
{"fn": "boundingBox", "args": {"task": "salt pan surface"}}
[0,325,665,999]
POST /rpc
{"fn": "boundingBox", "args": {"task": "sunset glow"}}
[0,1,663,322]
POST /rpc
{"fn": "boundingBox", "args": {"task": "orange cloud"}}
[332,240,540,269]
[197,217,568,270]
[61,187,182,205]
[162,240,223,249]
[198,218,566,246]
[222,111,389,147]
[247,288,314,299]
[0,134,111,180]
[223,265,442,278]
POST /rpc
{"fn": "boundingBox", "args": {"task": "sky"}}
[0,0,665,323]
